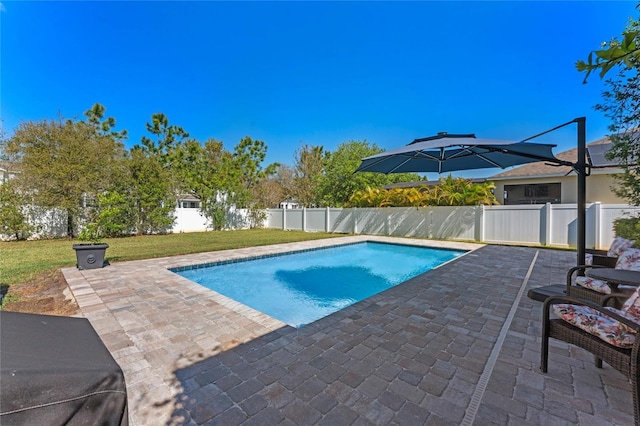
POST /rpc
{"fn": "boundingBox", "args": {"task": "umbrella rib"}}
[472,152,503,168]
[409,151,440,161]
[361,151,441,173]
[357,156,396,172]
[482,146,574,167]
[437,147,503,169]
[386,157,413,174]
[441,146,482,161]
[388,151,443,172]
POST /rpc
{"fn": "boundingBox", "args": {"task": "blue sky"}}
[1,1,638,179]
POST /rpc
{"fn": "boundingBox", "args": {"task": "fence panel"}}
[355,208,388,235]
[430,206,478,240]
[388,208,430,238]
[267,209,283,229]
[174,208,209,233]
[29,206,68,239]
[547,204,577,247]
[600,205,640,247]
[483,205,544,244]
[285,209,303,230]
[329,208,353,233]
[305,209,327,231]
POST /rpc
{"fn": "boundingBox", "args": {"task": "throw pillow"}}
[615,248,640,271]
[608,236,635,258]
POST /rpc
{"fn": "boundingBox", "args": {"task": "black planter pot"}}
[72,243,109,270]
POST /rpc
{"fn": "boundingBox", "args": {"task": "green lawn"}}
[0,229,345,287]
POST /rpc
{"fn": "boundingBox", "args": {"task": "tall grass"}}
[0,229,344,286]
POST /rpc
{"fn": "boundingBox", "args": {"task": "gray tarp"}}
[0,311,128,425]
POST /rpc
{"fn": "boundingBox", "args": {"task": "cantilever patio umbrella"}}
[354,132,566,174]
[355,118,589,266]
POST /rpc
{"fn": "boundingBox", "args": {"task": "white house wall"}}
[585,175,622,204]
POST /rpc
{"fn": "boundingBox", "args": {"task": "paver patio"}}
[62,236,635,425]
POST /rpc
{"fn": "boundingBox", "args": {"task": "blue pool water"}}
[175,242,465,328]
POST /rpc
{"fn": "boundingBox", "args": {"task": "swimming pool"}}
[174,242,465,328]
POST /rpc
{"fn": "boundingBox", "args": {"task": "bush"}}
[79,192,133,242]
[613,217,640,243]
[247,207,267,229]
[0,181,35,241]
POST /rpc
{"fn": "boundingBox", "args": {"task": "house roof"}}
[489,135,621,179]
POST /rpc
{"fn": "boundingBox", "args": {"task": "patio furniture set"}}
[532,237,640,425]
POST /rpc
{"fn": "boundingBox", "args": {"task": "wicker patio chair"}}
[585,248,618,268]
[566,247,640,306]
[541,294,640,425]
[528,241,631,303]
[566,264,612,305]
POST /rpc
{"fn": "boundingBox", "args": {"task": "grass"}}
[0,229,345,287]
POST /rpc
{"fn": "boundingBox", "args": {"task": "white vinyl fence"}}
[265,203,640,250]
[1,205,254,240]
[7,202,640,249]
[172,206,253,233]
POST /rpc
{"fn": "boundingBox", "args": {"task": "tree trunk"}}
[67,213,74,238]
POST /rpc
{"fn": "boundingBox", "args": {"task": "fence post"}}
[282,208,287,230]
[542,203,552,246]
[354,208,358,234]
[474,205,485,242]
[593,202,601,249]
[326,207,330,233]
[302,207,307,232]
[386,212,390,236]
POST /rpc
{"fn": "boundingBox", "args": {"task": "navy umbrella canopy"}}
[355,121,590,267]
[355,132,566,174]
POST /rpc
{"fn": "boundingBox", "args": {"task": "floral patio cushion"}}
[608,237,635,258]
[615,248,640,271]
[585,253,593,266]
[553,304,636,348]
[575,276,611,294]
[576,248,640,295]
[622,287,640,318]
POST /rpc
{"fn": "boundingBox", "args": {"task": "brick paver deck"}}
[62,236,634,425]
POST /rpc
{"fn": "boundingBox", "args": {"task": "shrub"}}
[613,217,640,243]
[0,181,35,241]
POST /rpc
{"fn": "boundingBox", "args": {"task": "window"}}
[503,183,561,205]
[181,201,200,209]
[524,186,548,197]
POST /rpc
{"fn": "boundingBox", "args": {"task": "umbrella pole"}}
[522,116,587,266]
[576,117,587,267]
